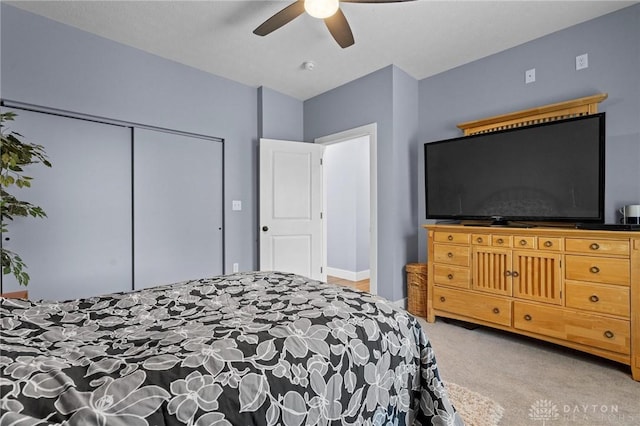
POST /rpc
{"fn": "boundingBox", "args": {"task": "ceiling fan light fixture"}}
[304,0,340,19]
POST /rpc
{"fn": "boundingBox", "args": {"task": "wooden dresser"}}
[425,224,640,381]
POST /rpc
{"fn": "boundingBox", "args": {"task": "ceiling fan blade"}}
[253,1,306,36]
[324,8,354,48]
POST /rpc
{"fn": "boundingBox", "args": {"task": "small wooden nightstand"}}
[406,263,428,317]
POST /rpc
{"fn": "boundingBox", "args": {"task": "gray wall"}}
[418,4,640,262]
[1,4,259,273]
[258,87,304,141]
[304,65,419,302]
[392,67,420,297]
[305,66,394,301]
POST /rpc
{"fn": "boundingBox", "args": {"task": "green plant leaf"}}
[1,111,51,286]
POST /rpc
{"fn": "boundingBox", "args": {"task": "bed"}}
[0,271,463,425]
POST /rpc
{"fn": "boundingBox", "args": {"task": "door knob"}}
[262,226,269,232]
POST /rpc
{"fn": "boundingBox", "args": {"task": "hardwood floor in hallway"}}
[327,276,370,293]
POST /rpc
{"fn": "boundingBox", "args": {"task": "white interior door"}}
[133,128,223,289]
[259,139,325,281]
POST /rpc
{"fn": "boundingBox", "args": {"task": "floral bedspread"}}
[0,271,462,425]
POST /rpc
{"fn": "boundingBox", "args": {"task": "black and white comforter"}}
[1,271,462,426]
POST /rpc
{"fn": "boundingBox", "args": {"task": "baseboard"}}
[355,269,370,281]
[326,267,370,281]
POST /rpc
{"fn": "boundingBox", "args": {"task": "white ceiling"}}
[7,0,636,100]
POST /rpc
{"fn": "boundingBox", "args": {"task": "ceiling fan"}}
[253,0,414,48]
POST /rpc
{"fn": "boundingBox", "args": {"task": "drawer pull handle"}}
[590,243,600,250]
[411,282,420,287]
[524,314,532,321]
[447,235,454,241]
[589,295,600,303]
[476,237,483,243]
[590,266,600,274]
[492,307,500,314]
[544,241,553,248]
[604,330,614,339]
[447,252,454,258]
[496,238,504,244]
[504,270,512,277]
[511,271,520,278]
[447,274,454,280]
[440,296,446,302]
[519,239,527,246]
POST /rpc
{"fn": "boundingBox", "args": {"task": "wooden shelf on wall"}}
[457,93,608,136]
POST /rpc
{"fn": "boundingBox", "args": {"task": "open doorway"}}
[315,124,378,295]
[324,137,370,291]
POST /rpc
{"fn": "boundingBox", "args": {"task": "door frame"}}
[314,123,378,295]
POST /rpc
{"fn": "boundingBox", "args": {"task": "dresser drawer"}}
[434,231,470,244]
[472,234,490,246]
[537,236,563,251]
[433,264,471,289]
[513,302,630,355]
[565,280,629,317]
[514,236,536,249]
[565,255,630,286]
[565,238,629,256]
[433,244,470,266]
[433,286,511,326]
[491,235,512,247]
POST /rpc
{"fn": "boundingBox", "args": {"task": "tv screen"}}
[424,113,605,224]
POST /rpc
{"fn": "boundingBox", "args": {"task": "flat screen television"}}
[424,113,605,225]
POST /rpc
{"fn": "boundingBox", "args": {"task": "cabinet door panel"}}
[473,247,511,295]
[1,108,132,300]
[133,129,223,289]
[513,251,562,305]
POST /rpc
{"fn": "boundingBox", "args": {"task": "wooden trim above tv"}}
[457,93,608,136]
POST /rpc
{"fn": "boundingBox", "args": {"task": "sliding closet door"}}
[133,129,223,289]
[1,108,132,300]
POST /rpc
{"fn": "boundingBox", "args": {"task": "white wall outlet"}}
[576,53,588,70]
[233,263,239,273]
[525,68,536,84]
[232,200,242,211]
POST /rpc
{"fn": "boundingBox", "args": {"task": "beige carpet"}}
[446,382,504,426]
[421,318,640,425]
